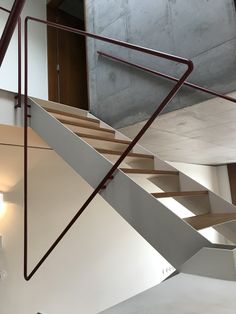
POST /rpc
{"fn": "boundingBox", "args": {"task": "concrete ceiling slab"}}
[119,92,236,165]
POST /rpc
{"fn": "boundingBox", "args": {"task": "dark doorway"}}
[47,0,88,110]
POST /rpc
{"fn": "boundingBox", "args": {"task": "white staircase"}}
[29,97,236,276]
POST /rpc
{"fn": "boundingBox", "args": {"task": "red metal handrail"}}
[0,0,24,65]
[24,16,193,281]
[0,2,23,107]
[98,51,236,104]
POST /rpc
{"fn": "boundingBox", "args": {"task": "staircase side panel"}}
[30,99,211,269]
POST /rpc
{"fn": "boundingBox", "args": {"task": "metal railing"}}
[24,16,193,281]
[1,2,236,282]
[0,1,25,107]
[98,51,236,104]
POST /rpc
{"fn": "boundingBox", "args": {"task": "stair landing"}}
[100,273,236,314]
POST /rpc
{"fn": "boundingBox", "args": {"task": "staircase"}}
[29,97,236,276]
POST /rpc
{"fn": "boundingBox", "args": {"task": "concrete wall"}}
[85,0,236,128]
[0,0,48,99]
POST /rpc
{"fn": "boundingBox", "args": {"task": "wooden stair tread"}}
[151,190,208,198]
[121,168,179,175]
[59,119,115,134]
[45,108,99,124]
[96,148,154,159]
[76,132,130,144]
[184,213,236,230]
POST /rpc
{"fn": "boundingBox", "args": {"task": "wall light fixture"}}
[0,193,5,219]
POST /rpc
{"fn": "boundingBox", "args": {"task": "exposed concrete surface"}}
[85,0,236,128]
[100,273,236,314]
[118,91,236,165]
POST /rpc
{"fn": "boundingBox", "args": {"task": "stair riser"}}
[149,176,180,193]
[63,124,115,138]
[81,137,130,151]
[126,176,165,194]
[52,113,100,127]
[128,159,155,170]
[177,196,210,216]
[101,154,155,169]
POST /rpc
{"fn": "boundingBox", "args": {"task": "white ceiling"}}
[119,92,236,165]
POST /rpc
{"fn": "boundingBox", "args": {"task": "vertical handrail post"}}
[24,16,28,280]
[17,17,22,108]
[0,0,25,66]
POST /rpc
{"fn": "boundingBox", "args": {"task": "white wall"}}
[0,138,172,314]
[0,0,48,99]
[169,161,232,202]
[169,161,233,245]
[217,165,232,203]
[0,89,22,126]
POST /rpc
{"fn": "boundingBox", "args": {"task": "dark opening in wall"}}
[59,0,85,22]
[47,0,88,110]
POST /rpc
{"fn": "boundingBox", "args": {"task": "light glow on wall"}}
[0,193,6,219]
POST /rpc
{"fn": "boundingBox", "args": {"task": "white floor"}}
[101,273,236,314]
[119,92,236,165]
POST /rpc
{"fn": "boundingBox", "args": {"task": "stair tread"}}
[184,213,236,230]
[59,119,115,134]
[121,168,179,175]
[76,132,130,144]
[45,107,99,124]
[96,148,154,159]
[152,190,208,198]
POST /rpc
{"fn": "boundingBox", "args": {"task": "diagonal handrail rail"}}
[98,51,236,104]
[0,3,23,107]
[24,16,193,281]
[0,0,25,66]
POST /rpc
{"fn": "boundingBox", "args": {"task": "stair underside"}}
[184,213,236,230]
[43,107,236,243]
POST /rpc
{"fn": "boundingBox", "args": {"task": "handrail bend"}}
[24,16,193,281]
[98,51,236,104]
[0,3,23,107]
